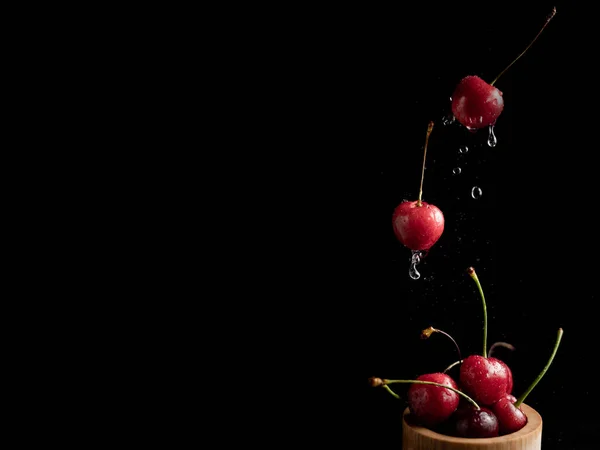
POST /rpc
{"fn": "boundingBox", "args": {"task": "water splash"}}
[409,250,425,280]
[471,186,482,199]
[453,167,461,175]
[459,146,468,154]
[487,125,497,147]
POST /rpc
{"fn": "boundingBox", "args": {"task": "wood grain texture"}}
[402,403,542,450]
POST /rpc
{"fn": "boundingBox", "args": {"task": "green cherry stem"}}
[383,379,480,409]
[417,121,434,207]
[515,328,564,407]
[382,384,400,400]
[467,266,488,358]
[443,359,463,373]
[490,7,557,86]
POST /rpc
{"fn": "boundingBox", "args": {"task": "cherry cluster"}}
[369,267,564,438]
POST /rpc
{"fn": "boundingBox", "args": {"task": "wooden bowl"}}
[402,403,542,449]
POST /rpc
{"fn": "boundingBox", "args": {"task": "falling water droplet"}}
[409,250,423,280]
[453,167,461,175]
[487,125,497,147]
[471,186,482,199]
[459,146,468,154]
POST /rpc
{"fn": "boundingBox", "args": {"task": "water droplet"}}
[442,115,455,126]
[459,146,468,154]
[453,167,461,175]
[466,126,477,134]
[409,250,424,280]
[471,186,482,199]
[487,125,497,147]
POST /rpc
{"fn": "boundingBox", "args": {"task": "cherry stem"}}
[382,384,401,399]
[417,121,434,207]
[421,326,463,364]
[443,360,463,373]
[383,379,480,409]
[467,267,488,358]
[488,341,516,358]
[515,328,563,407]
[490,7,557,86]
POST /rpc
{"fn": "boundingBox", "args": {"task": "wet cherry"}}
[407,373,460,427]
[458,267,514,405]
[368,374,479,428]
[451,76,504,130]
[392,121,444,252]
[492,396,526,435]
[392,200,444,251]
[460,355,511,406]
[454,406,499,438]
[451,7,557,131]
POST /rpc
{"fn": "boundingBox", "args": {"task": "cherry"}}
[492,397,527,435]
[368,373,478,428]
[459,267,513,405]
[492,328,564,435]
[489,341,516,394]
[392,200,444,251]
[451,75,504,131]
[407,373,460,427]
[460,355,511,406]
[454,405,499,438]
[392,121,444,252]
[451,7,557,131]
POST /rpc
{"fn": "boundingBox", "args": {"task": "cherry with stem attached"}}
[392,122,444,278]
[369,374,478,428]
[451,7,557,133]
[459,267,513,405]
[492,328,564,435]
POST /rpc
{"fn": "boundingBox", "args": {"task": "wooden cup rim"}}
[402,403,542,444]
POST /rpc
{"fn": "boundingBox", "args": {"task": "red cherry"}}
[451,76,503,130]
[459,355,510,406]
[392,200,444,251]
[392,122,444,253]
[450,8,557,131]
[454,406,499,438]
[491,396,527,435]
[407,373,460,427]
[502,359,513,394]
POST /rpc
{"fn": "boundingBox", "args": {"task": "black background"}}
[270,1,598,449]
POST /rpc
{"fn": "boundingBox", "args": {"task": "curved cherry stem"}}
[421,326,463,364]
[488,341,516,358]
[417,121,434,206]
[383,379,480,409]
[443,359,463,373]
[382,384,400,399]
[490,7,557,86]
[515,328,563,407]
[467,267,488,358]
